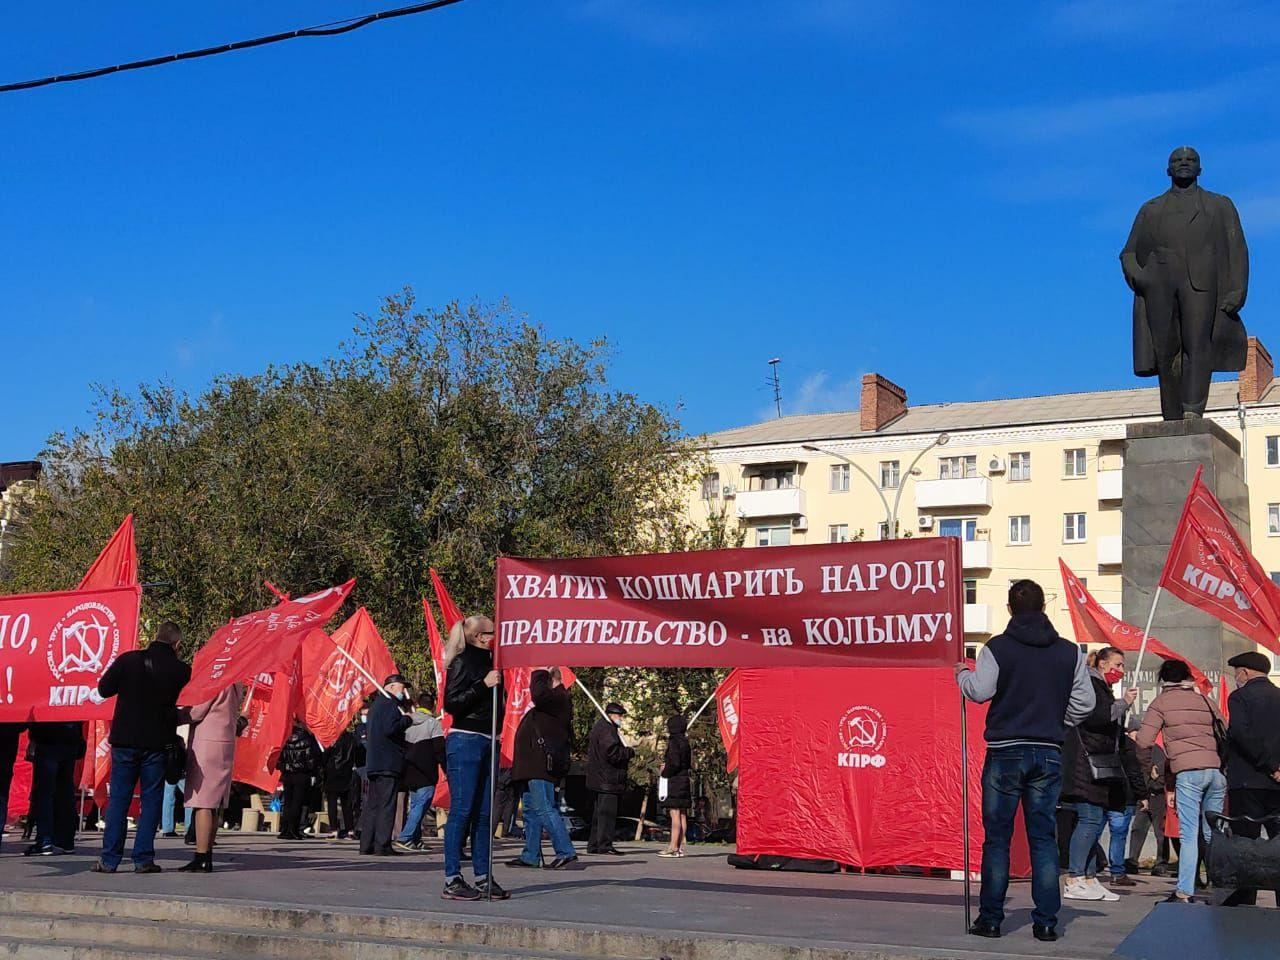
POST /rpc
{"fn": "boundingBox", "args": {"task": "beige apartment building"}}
[691,339,1280,657]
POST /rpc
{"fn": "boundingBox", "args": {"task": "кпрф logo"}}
[46,601,121,683]
[837,705,887,769]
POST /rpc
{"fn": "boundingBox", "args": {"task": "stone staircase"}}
[0,890,880,960]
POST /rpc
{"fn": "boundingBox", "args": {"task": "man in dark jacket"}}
[94,622,191,873]
[586,702,633,855]
[956,579,1095,943]
[0,722,24,854]
[508,668,576,870]
[277,719,322,840]
[442,615,505,902]
[1222,651,1280,906]
[24,722,85,856]
[323,729,357,839]
[359,674,413,856]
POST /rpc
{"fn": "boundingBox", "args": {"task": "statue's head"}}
[1167,146,1201,186]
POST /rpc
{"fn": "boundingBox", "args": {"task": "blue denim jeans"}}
[397,785,436,843]
[1068,801,1106,878]
[444,732,492,881]
[101,746,166,869]
[519,779,575,865]
[1174,767,1227,897]
[162,778,185,834]
[1105,806,1135,877]
[979,745,1063,929]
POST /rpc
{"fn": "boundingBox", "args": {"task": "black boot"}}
[178,852,213,873]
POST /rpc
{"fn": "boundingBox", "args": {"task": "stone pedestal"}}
[1122,419,1253,698]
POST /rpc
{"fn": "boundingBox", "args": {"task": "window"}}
[965,644,979,660]
[828,524,850,543]
[940,455,977,479]
[1009,451,1031,482]
[1272,573,1280,588]
[1009,515,1031,544]
[939,517,978,541]
[830,464,850,492]
[1268,436,1280,467]
[700,472,720,500]
[1270,504,1280,537]
[963,579,978,604]
[1064,513,1087,543]
[747,466,796,491]
[877,521,891,541]
[755,525,791,547]
[1064,448,1087,478]
[880,460,900,489]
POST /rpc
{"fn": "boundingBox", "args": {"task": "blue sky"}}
[4,1,1280,455]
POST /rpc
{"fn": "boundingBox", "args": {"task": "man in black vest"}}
[1222,651,1280,906]
[956,580,1095,943]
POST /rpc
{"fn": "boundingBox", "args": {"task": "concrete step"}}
[0,935,222,960]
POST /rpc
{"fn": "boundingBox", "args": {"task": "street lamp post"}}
[803,433,950,539]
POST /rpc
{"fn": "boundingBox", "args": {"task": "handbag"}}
[143,649,187,785]
[1200,693,1230,771]
[1206,812,1280,890]
[531,709,570,780]
[658,777,670,802]
[1082,729,1126,784]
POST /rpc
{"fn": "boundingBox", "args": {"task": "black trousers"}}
[280,772,310,838]
[589,792,619,852]
[1221,788,1280,906]
[0,725,20,850]
[326,790,354,836]
[1128,789,1167,863]
[1144,253,1218,419]
[31,744,78,851]
[360,775,399,854]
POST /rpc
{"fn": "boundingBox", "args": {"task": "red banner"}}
[423,599,448,713]
[80,719,111,806]
[737,667,1029,874]
[0,584,142,722]
[179,580,353,707]
[1059,560,1211,693]
[301,607,396,750]
[76,516,138,591]
[498,665,577,768]
[431,568,464,632]
[234,654,301,793]
[1159,467,1280,656]
[494,539,963,669]
[716,669,743,773]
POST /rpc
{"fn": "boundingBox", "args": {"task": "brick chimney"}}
[860,373,907,432]
[1240,337,1274,404]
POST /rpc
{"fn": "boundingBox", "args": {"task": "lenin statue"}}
[1120,147,1249,421]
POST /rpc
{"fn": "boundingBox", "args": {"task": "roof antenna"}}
[768,358,782,418]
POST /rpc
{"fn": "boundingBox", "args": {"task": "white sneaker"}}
[1063,878,1106,901]
[1087,877,1120,901]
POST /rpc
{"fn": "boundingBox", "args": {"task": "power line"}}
[0,0,469,94]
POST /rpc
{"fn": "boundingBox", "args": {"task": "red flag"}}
[430,568,464,632]
[1159,467,1280,656]
[233,652,302,793]
[1059,560,1211,693]
[301,607,396,750]
[498,666,577,768]
[1219,675,1231,722]
[423,599,447,713]
[80,719,111,806]
[179,580,353,707]
[77,516,138,590]
[716,669,743,773]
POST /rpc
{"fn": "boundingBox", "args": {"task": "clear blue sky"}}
[4,1,1279,456]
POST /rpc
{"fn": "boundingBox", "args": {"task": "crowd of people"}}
[958,579,1280,944]
[0,613,703,903]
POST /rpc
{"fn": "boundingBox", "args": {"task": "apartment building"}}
[691,339,1280,656]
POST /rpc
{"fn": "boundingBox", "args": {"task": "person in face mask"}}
[1062,647,1146,902]
[1136,658,1227,903]
[586,703,635,855]
[358,674,415,856]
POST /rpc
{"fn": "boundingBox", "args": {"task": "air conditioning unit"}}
[918,515,934,530]
[791,515,808,531]
[721,484,736,498]
[988,456,1006,474]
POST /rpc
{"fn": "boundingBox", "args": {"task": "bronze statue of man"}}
[1121,147,1249,420]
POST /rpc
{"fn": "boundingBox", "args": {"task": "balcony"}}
[1098,534,1122,566]
[915,477,993,510]
[961,539,992,570]
[964,604,991,635]
[1098,470,1123,501]
[735,487,806,520]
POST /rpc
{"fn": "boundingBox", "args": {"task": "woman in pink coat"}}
[180,682,245,872]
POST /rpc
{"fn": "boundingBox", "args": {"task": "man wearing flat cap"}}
[586,702,635,855]
[359,673,415,856]
[1223,651,1280,906]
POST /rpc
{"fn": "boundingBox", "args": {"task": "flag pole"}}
[687,691,717,728]
[323,633,391,700]
[571,677,611,723]
[487,682,497,902]
[959,691,972,932]
[1133,586,1163,686]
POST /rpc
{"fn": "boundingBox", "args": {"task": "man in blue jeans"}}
[957,580,1095,942]
[93,622,191,873]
